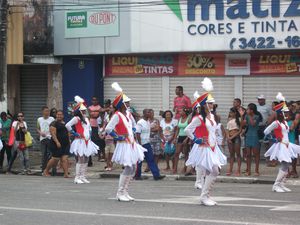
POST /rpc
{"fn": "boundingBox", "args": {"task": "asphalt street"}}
[0,175,299,225]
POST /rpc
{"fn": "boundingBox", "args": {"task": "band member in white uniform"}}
[264,93,300,192]
[66,96,99,184]
[185,78,227,206]
[105,82,146,202]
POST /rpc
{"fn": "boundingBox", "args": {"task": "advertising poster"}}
[178,53,225,76]
[251,53,300,75]
[106,55,178,76]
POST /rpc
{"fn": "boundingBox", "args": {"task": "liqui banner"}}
[105,55,178,76]
[251,53,300,75]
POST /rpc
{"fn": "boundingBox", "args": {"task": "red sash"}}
[194,116,215,151]
[75,118,88,145]
[114,112,129,136]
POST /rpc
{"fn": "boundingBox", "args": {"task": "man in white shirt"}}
[37,106,55,172]
[256,95,272,127]
[135,109,165,180]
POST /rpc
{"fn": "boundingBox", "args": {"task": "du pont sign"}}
[65,6,119,38]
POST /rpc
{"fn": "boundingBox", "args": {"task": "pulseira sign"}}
[164,0,300,50]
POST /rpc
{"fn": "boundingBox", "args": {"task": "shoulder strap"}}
[197,115,204,123]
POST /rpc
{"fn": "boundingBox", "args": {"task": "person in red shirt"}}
[88,96,105,165]
[173,86,192,120]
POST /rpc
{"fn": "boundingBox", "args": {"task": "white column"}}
[234,76,243,101]
[162,76,170,111]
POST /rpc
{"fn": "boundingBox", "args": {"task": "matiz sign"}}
[162,0,300,51]
[186,0,300,21]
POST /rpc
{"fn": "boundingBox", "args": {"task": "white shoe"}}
[81,164,90,183]
[208,197,217,205]
[74,164,84,184]
[74,177,84,184]
[125,194,135,201]
[194,183,202,190]
[200,197,216,206]
[272,185,285,193]
[280,184,291,192]
[81,177,90,184]
[123,175,134,201]
[273,170,288,193]
[116,193,130,202]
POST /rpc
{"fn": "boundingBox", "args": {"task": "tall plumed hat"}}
[192,91,202,109]
[273,92,289,113]
[201,77,215,104]
[111,82,124,109]
[73,95,87,112]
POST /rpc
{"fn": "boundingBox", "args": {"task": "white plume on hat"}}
[111,82,123,93]
[276,92,285,102]
[74,95,84,103]
[201,77,214,92]
[193,91,200,100]
[74,95,87,111]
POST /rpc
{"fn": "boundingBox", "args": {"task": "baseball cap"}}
[257,95,265,100]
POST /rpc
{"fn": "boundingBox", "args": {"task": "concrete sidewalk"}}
[2,151,300,185]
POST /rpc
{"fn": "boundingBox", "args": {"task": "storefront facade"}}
[6,1,62,141]
[54,0,300,122]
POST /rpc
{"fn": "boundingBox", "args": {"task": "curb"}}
[2,170,275,185]
[99,172,275,184]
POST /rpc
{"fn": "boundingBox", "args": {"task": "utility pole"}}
[0,0,8,103]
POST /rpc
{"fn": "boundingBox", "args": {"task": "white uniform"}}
[185,114,227,172]
[264,120,300,163]
[105,112,146,167]
[66,117,99,157]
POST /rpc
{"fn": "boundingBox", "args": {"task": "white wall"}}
[54,0,300,55]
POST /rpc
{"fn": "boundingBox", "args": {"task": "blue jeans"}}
[136,143,160,178]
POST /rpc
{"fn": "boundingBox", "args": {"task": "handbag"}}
[25,131,33,147]
[164,142,175,155]
[18,142,26,151]
[8,126,15,147]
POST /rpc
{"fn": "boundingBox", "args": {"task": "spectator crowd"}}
[1,86,300,180]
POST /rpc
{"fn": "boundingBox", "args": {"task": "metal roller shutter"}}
[20,66,48,145]
[169,77,235,124]
[243,76,300,106]
[104,77,163,117]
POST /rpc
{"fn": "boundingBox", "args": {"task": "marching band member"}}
[264,93,300,192]
[105,82,146,202]
[185,78,227,206]
[66,96,99,184]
